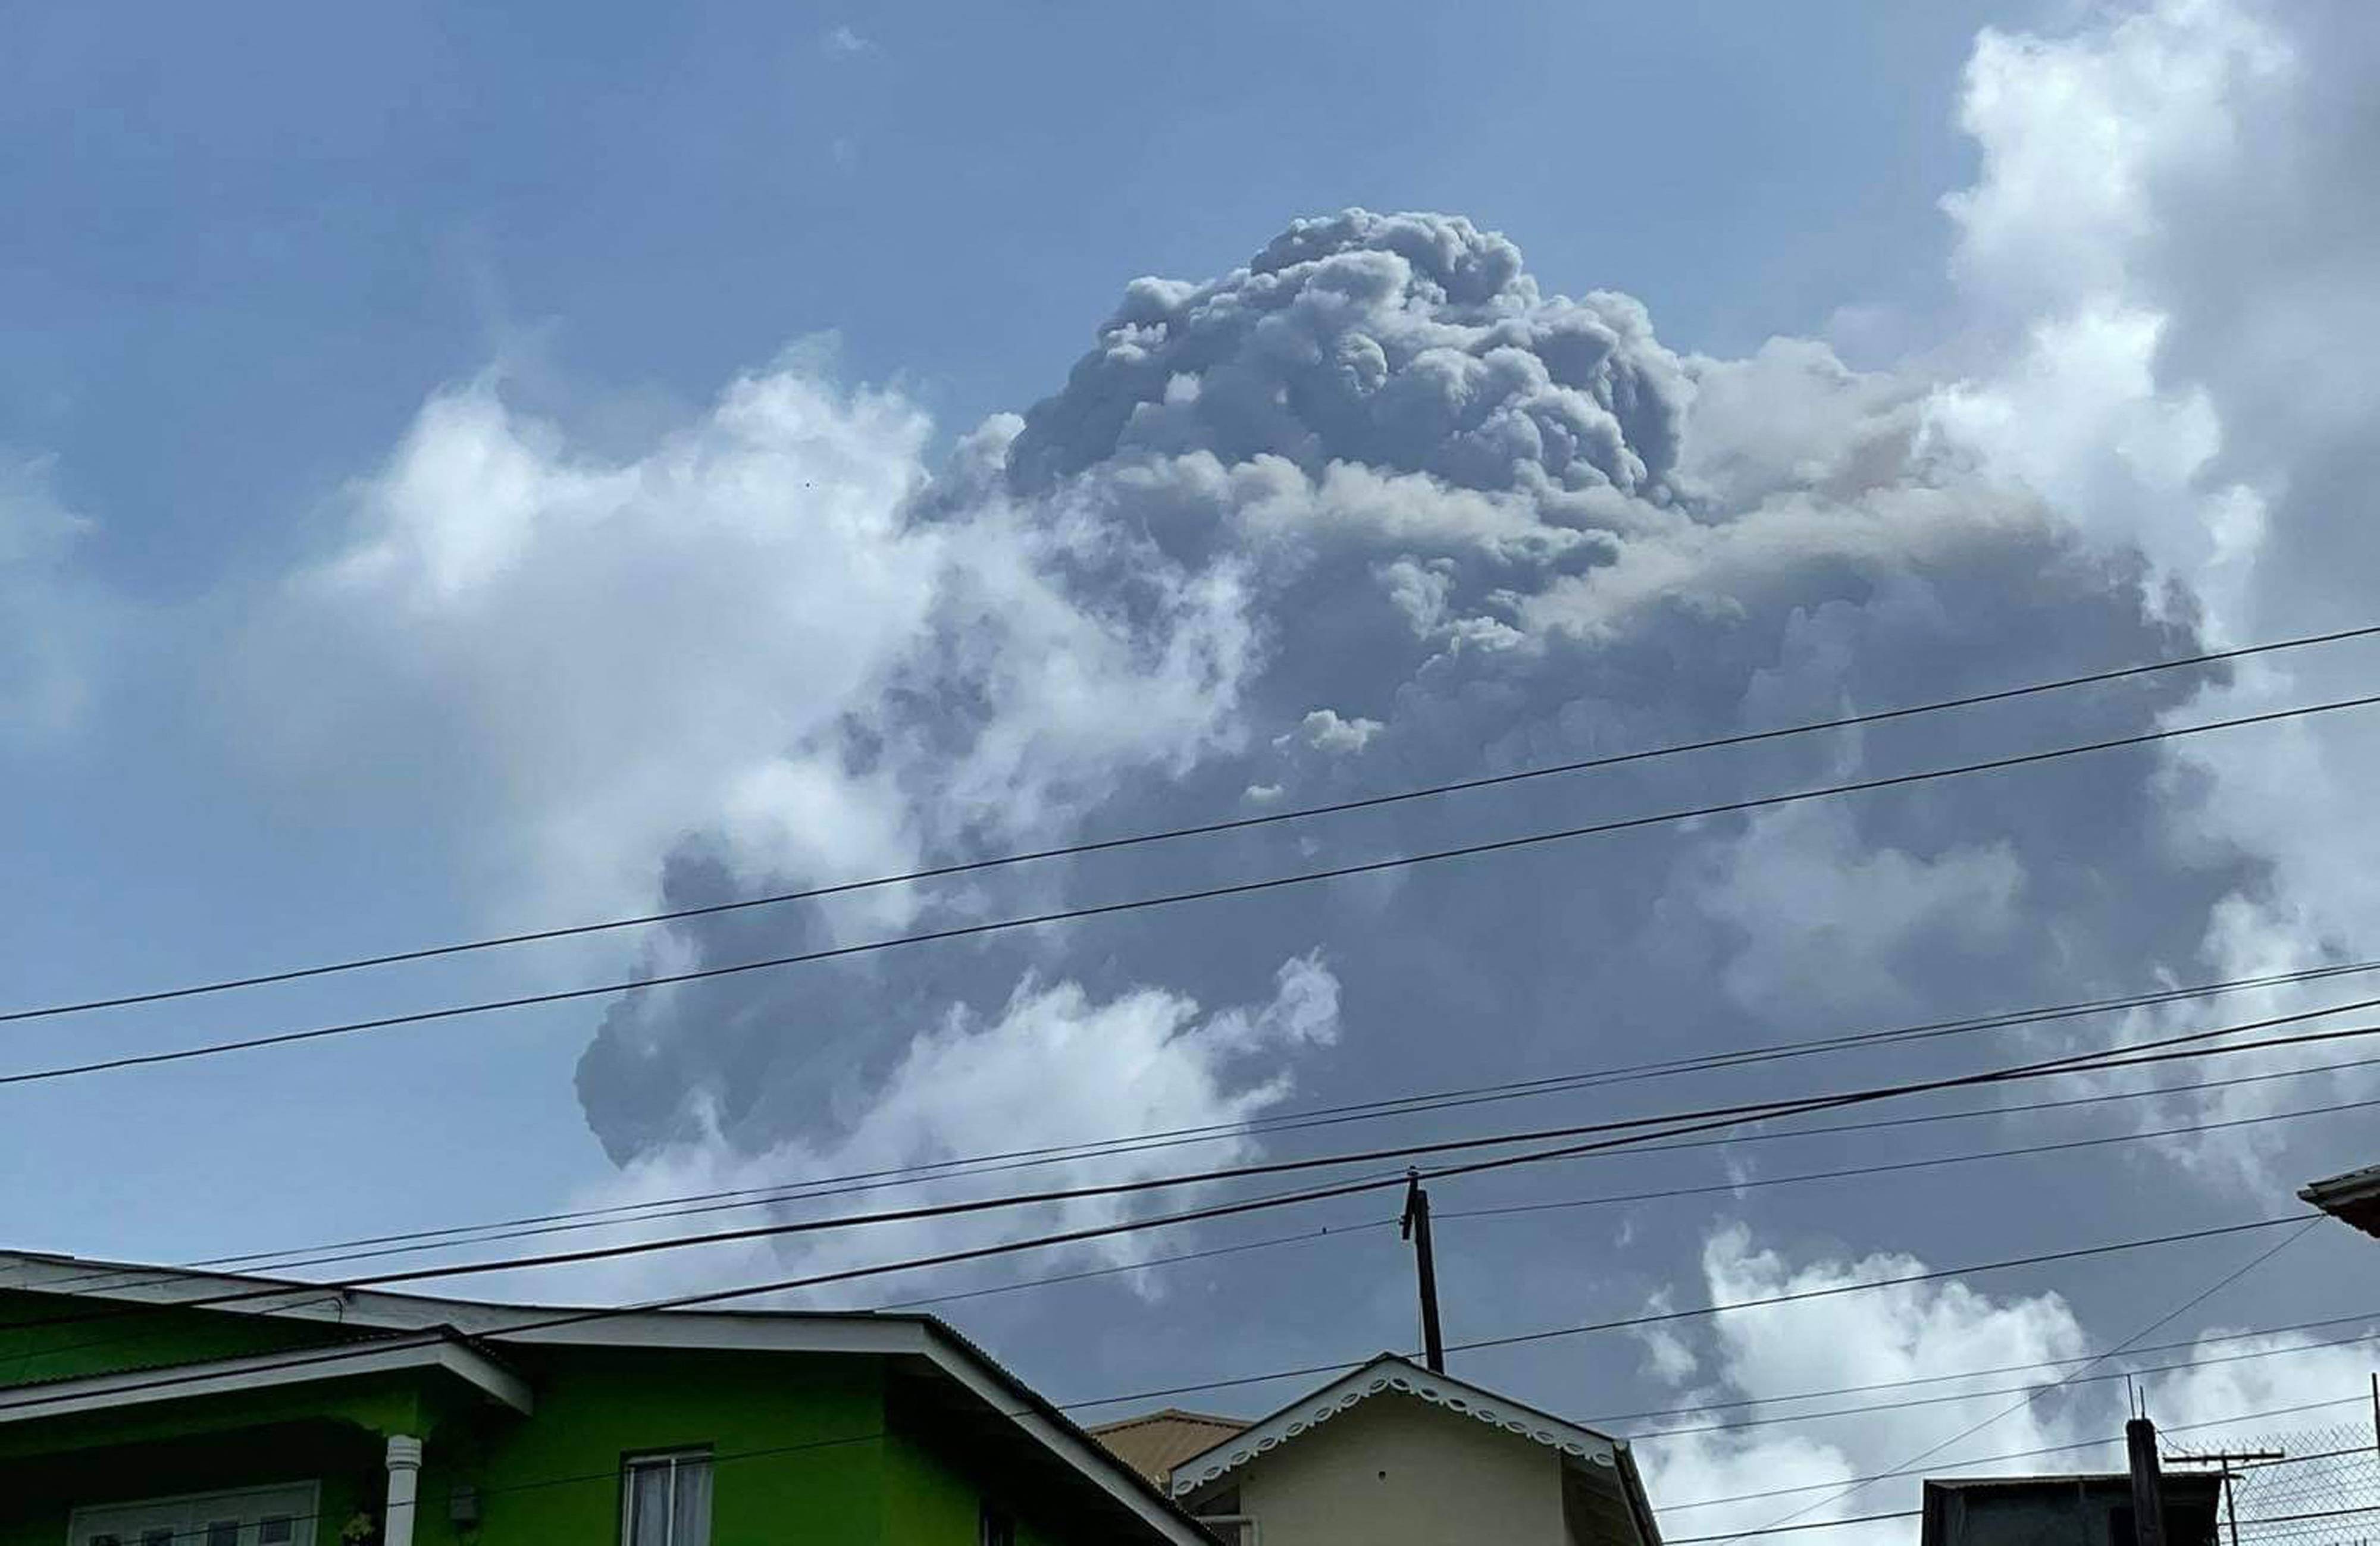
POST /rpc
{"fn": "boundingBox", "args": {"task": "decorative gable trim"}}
[1169,1354,1620,1496]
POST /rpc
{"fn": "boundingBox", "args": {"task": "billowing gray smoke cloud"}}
[566,202,2289,1392]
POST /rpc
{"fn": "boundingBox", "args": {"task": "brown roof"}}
[1089,1408,1249,1487]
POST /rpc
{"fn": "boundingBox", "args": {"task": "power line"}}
[17,978,2365,1354]
[1592,1315,2380,1433]
[1653,1401,2377,1543]
[14,688,2380,1091]
[17,622,2375,1028]
[874,1087,2380,1316]
[871,1080,2380,1318]
[164,985,2380,1285]
[43,1024,2378,1332]
[912,1083,2380,1321]
[1723,1219,2322,1543]
[1050,1221,2311,1415]
[1661,1408,2380,1508]
[172,952,2380,1282]
[881,1218,1395,1310]
[1435,1089,2380,1225]
[128,1003,2380,1301]
[0,1208,2316,1425]
[18,1001,2379,1357]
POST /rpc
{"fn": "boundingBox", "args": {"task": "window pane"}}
[624,1454,713,1546]
[140,1532,173,1546]
[259,1519,294,1544]
[206,1525,239,1546]
[671,1459,712,1545]
[627,1463,671,1546]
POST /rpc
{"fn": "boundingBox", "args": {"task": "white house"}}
[1122,1354,1664,1546]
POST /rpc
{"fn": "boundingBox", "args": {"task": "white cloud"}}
[0,451,107,744]
[1290,707,1383,755]
[1637,1228,2103,1545]
[243,355,1257,933]
[1633,1226,2378,1546]
[1921,0,2380,1169]
[506,952,1341,1306]
[822,24,874,57]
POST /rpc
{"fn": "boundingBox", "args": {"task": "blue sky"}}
[2,0,2027,1237]
[11,1,2380,1536]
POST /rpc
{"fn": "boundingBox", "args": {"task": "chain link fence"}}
[2168,1413,2380,1546]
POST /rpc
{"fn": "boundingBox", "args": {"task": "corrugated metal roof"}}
[1089,1409,1249,1486]
[2301,1163,2380,1238]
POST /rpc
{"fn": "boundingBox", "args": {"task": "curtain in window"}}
[671,1458,713,1544]
[626,1454,713,1546]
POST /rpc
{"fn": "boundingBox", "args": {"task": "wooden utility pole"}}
[2164,1450,2281,1546]
[1400,1171,1446,1373]
[2128,1415,2169,1546]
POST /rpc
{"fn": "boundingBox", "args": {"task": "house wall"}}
[1926,1479,2224,1546]
[882,1407,1102,1546]
[0,1346,895,1546]
[1223,1395,1568,1546]
[1,1324,1148,1545]
[421,1346,893,1545]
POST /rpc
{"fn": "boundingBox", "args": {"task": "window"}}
[68,1484,318,1546]
[622,1450,713,1546]
[980,1503,1016,1546]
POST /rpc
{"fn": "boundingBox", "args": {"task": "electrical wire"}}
[1661,1415,2380,1508]
[1597,1319,2380,1435]
[1721,1220,2323,1544]
[876,1085,2380,1316]
[107,1001,2380,1307]
[17,622,2375,1028]
[165,951,2380,1284]
[0,1211,2317,1422]
[14,688,2380,1092]
[1650,1400,2376,1543]
[15,1001,2380,1356]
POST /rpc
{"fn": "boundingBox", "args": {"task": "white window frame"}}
[619,1448,713,1546]
[65,1481,321,1546]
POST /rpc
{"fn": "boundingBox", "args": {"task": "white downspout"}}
[383,1434,424,1546]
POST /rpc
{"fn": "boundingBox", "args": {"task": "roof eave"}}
[2300,1165,2380,1238]
[1168,1353,1627,1500]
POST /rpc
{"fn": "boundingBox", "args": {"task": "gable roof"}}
[0,1249,1212,1546]
[1166,1353,1629,1497]
[1090,1408,1250,1486]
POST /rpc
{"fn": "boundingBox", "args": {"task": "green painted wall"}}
[414,1347,893,1545]
[884,1428,977,1546]
[0,1295,1170,1545]
[0,1344,898,1545]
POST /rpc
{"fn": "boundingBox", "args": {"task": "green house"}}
[0,1250,1211,1546]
